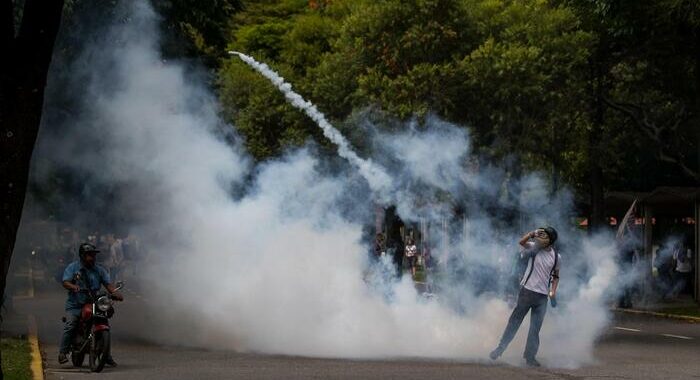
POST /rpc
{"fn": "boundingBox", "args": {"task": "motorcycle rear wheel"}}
[89,330,110,373]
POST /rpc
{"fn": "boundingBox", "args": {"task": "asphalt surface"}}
[10,292,700,380]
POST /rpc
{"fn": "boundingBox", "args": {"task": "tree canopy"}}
[216,0,699,226]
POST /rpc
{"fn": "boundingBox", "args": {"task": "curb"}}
[27,315,44,380]
[612,307,700,323]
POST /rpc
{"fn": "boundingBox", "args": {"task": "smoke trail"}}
[229,51,392,199]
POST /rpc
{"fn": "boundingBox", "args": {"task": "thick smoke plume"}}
[26,0,623,368]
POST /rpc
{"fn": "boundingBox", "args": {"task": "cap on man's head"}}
[542,226,558,244]
[79,243,100,255]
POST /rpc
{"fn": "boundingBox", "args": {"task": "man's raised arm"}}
[519,231,535,248]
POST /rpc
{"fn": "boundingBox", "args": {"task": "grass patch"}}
[658,306,700,318]
[1,336,32,380]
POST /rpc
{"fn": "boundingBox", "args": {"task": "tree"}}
[220,0,596,211]
[310,0,592,206]
[217,0,700,227]
[0,0,65,376]
[310,0,474,119]
[602,0,700,182]
[564,0,700,230]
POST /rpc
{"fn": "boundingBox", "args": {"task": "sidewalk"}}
[613,296,700,322]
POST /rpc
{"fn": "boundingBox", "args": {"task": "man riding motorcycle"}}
[58,243,124,365]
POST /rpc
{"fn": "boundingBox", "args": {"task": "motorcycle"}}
[64,275,124,373]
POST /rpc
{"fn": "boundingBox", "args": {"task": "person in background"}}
[122,232,140,261]
[671,239,693,298]
[405,237,419,277]
[391,238,405,277]
[616,227,640,308]
[490,227,560,367]
[374,233,385,259]
[87,231,100,246]
[105,234,125,280]
[617,246,640,308]
[422,245,432,270]
[653,243,674,299]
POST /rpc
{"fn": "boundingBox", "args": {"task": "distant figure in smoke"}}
[670,239,693,298]
[652,242,674,299]
[105,233,125,279]
[405,237,419,277]
[490,227,560,367]
[391,239,405,277]
[374,233,386,259]
[617,245,640,308]
[615,203,641,308]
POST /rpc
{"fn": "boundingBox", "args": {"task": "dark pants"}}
[59,313,80,354]
[494,287,548,360]
[670,271,692,297]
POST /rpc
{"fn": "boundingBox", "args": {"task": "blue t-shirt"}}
[62,261,111,312]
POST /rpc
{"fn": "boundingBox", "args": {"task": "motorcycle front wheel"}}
[71,350,85,367]
[89,330,110,373]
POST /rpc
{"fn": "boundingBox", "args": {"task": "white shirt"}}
[405,244,418,257]
[520,241,560,295]
[674,248,693,273]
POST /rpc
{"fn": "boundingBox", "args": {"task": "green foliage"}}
[219,60,317,159]
[564,0,700,192]
[215,0,700,202]
[235,22,290,61]
[154,0,243,63]
[280,14,337,71]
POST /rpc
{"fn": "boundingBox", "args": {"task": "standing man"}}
[105,233,125,280]
[405,237,419,277]
[489,227,560,367]
[671,239,693,298]
[374,233,386,259]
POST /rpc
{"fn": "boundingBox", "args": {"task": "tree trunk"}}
[695,31,700,181]
[0,1,64,375]
[588,147,605,232]
[550,123,560,196]
[588,58,606,233]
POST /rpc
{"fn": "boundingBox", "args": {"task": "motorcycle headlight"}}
[96,296,113,312]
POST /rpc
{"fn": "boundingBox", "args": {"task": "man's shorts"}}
[407,256,418,268]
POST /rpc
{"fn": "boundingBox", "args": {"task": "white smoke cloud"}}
[30,0,626,368]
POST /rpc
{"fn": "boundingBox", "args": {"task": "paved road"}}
[11,293,700,380]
